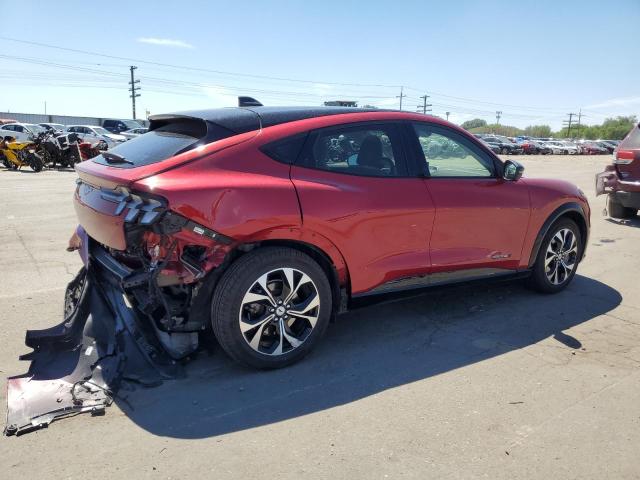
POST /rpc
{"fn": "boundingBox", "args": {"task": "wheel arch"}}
[239,239,347,317]
[527,202,589,268]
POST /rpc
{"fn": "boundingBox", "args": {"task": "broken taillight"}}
[98,186,166,225]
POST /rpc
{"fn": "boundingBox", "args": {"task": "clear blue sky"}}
[1,0,638,129]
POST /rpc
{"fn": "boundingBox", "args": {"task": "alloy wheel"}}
[544,228,578,285]
[239,267,320,356]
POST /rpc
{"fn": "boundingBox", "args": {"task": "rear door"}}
[407,121,530,273]
[290,121,435,295]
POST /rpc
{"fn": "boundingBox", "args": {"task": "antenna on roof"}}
[238,96,263,107]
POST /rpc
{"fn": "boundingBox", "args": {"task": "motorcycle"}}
[37,131,82,168]
[0,136,45,172]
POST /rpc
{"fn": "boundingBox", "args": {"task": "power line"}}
[0,36,403,89]
[0,37,585,115]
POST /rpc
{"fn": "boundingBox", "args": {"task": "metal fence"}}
[0,112,148,127]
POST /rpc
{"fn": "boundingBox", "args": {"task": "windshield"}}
[122,120,142,129]
[92,127,110,135]
[28,124,46,133]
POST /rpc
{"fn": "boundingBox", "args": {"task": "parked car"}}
[580,142,608,155]
[594,141,615,154]
[70,105,590,369]
[544,141,572,155]
[120,127,148,140]
[103,119,144,134]
[596,122,640,219]
[38,122,66,133]
[559,141,580,155]
[66,125,126,147]
[478,138,501,154]
[516,139,540,154]
[531,140,552,155]
[0,122,47,142]
[481,136,523,154]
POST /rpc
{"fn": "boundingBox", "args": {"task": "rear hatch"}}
[614,122,640,182]
[74,109,261,250]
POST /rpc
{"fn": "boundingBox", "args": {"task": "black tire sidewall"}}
[607,195,636,219]
[530,218,581,293]
[211,247,333,369]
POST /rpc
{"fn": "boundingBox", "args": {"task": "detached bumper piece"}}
[5,265,181,436]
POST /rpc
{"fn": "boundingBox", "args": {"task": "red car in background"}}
[581,142,608,155]
[596,122,640,218]
[70,104,591,369]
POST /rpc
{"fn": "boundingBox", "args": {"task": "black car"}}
[102,119,143,134]
[482,136,523,154]
[531,140,552,155]
[477,138,501,154]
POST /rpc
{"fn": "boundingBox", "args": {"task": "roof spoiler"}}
[238,96,263,107]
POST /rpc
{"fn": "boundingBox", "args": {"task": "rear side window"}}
[261,133,307,164]
[620,123,640,149]
[92,121,206,168]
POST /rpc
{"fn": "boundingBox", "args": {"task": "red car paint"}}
[74,110,590,296]
[595,123,640,212]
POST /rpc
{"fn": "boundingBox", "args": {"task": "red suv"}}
[72,105,590,369]
[596,122,640,219]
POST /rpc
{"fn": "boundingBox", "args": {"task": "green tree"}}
[461,118,487,130]
[523,125,552,138]
[600,116,637,139]
[469,124,523,137]
[553,116,636,139]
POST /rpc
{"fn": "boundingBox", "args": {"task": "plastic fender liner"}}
[4,267,181,436]
[527,202,589,268]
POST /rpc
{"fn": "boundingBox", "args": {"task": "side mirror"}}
[503,159,524,181]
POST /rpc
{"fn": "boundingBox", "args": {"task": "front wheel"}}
[528,218,581,293]
[211,247,333,369]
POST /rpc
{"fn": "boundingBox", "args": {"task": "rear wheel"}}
[528,218,581,293]
[607,195,637,219]
[211,247,332,369]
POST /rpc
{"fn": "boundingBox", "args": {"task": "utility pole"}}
[44,101,47,115]
[563,113,577,138]
[129,66,141,120]
[495,111,502,125]
[575,109,584,138]
[396,86,407,111]
[418,94,432,114]
[445,111,450,121]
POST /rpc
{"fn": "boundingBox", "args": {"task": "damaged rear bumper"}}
[5,252,184,436]
[596,167,640,209]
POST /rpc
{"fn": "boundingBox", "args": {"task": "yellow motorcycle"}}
[0,136,45,172]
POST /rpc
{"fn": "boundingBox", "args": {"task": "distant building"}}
[324,100,358,107]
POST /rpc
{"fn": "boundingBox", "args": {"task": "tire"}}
[29,153,44,172]
[501,147,507,155]
[211,247,333,369]
[607,195,637,219]
[528,218,582,294]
